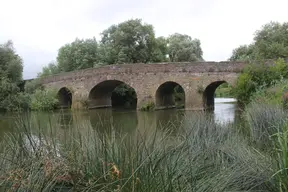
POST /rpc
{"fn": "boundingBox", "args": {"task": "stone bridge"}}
[39,61,247,110]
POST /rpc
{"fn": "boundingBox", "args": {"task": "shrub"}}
[30,89,59,111]
[0,78,30,112]
[140,101,155,111]
[233,58,288,105]
[24,78,43,94]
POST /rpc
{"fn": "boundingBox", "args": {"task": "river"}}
[0,98,238,142]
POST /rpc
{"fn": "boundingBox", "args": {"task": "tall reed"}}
[0,109,284,191]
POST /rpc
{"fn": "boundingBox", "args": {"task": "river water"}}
[0,98,237,141]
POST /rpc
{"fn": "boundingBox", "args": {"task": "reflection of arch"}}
[89,109,138,134]
[203,81,227,110]
[58,112,73,129]
[57,87,72,109]
[88,80,137,109]
[155,81,185,109]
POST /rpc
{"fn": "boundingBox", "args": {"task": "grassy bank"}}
[250,79,288,107]
[0,106,288,191]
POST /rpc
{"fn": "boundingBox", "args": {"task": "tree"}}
[0,40,23,82]
[37,61,60,77]
[229,45,257,62]
[99,19,162,64]
[152,37,169,62]
[167,33,204,62]
[57,37,99,72]
[0,40,28,111]
[230,21,288,61]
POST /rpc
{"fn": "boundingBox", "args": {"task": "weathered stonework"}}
[40,61,246,110]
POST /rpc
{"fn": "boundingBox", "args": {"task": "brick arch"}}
[155,81,185,109]
[57,87,72,109]
[202,80,234,110]
[88,80,138,109]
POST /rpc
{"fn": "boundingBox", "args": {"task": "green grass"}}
[0,107,288,191]
[249,79,288,108]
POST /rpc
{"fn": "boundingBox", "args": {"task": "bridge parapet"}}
[39,61,246,84]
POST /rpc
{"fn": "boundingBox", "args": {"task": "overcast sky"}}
[1,0,288,79]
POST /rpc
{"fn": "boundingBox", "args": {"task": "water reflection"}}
[214,98,237,124]
[0,98,238,141]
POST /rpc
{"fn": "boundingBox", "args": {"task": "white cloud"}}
[0,0,288,79]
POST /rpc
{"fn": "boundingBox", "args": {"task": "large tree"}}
[230,21,288,61]
[167,33,204,62]
[0,40,23,82]
[99,19,163,64]
[57,37,99,72]
[0,40,29,111]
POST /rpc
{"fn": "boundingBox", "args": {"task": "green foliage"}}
[140,101,155,111]
[167,33,204,62]
[230,21,288,61]
[152,36,169,62]
[233,58,288,104]
[24,79,43,94]
[0,41,27,112]
[270,122,288,191]
[249,80,288,107]
[99,19,160,64]
[112,84,137,109]
[244,104,288,191]
[57,38,99,72]
[0,40,23,82]
[37,61,60,77]
[30,89,59,111]
[215,83,234,97]
[229,45,257,62]
[0,78,30,111]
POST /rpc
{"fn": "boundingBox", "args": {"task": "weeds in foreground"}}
[0,106,287,191]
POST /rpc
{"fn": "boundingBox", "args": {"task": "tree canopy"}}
[0,40,23,82]
[0,41,29,111]
[167,33,204,62]
[38,19,204,77]
[229,21,288,61]
[99,19,160,64]
[57,38,99,72]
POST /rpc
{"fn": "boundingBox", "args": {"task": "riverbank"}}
[0,103,287,191]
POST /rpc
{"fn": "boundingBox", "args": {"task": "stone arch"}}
[57,87,72,109]
[155,81,185,109]
[88,80,137,109]
[203,81,231,110]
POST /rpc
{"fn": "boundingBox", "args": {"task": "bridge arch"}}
[57,87,72,109]
[155,81,185,109]
[88,80,137,109]
[203,81,233,110]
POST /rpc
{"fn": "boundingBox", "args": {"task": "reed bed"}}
[0,105,287,191]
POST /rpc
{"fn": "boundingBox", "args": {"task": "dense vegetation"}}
[0,42,61,112]
[230,21,288,62]
[229,21,288,106]
[0,104,288,191]
[0,41,31,112]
